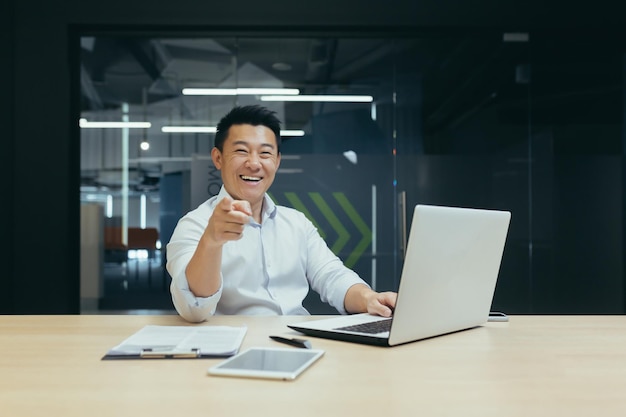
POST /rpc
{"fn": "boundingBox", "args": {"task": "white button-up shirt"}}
[167,187,368,322]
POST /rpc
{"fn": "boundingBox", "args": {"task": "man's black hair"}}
[214,105,282,152]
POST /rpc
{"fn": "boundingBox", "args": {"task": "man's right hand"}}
[186,196,252,298]
[204,196,253,246]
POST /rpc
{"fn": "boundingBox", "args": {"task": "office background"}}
[2,0,625,315]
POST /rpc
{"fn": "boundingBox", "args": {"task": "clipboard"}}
[102,325,247,360]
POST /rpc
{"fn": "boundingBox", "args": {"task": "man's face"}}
[211,124,281,207]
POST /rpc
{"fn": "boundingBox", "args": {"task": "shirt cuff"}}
[170,273,222,321]
[332,277,371,315]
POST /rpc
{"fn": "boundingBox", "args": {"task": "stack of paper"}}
[102,325,247,359]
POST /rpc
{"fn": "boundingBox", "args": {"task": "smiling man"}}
[166,105,396,322]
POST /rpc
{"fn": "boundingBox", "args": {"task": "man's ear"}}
[211,147,222,170]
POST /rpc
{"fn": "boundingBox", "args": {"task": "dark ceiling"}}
[80,33,624,128]
[79,33,625,193]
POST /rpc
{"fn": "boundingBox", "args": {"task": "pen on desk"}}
[269,335,312,349]
[488,311,509,322]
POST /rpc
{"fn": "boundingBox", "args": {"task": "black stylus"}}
[269,335,312,349]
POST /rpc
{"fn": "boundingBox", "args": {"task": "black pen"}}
[269,335,312,349]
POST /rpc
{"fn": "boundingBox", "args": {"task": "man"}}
[167,105,397,322]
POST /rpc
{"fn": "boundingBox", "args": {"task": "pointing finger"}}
[218,195,234,211]
[232,200,252,216]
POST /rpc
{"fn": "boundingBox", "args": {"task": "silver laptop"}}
[288,204,511,346]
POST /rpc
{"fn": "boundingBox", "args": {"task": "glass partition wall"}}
[79,32,625,314]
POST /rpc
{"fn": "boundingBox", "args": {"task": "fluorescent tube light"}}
[260,95,373,103]
[281,130,305,137]
[161,126,217,133]
[161,126,304,136]
[238,88,300,95]
[182,88,236,96]
[182,88,300,96]
[79,118,151,129]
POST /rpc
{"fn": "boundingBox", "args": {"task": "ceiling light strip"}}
[182,88,300,96]
[161,126,217,133]
[79,118,151,129]
[260,95,373,103]
[281,130,305,137]
[161,126,304,136]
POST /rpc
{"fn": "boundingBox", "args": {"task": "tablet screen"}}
[208,347,324,380]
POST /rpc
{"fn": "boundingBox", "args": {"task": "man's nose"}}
[246,154,261,168]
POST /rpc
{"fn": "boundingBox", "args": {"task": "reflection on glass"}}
[80,33,623,315]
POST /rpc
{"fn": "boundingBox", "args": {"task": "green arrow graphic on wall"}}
[270,191,371,268]
[332,192,372,267]
[309,192,351,254]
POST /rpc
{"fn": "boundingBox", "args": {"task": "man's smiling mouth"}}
[240,175,261,182]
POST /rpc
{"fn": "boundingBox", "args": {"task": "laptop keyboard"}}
[334,318,392,334]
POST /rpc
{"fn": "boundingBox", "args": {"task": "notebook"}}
[288,204,511,347]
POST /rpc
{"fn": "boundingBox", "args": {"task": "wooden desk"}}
[1,315,625,417]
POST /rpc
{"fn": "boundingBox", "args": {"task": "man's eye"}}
[235,149,248,154]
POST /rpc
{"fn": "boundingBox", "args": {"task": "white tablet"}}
[208,347,324,381]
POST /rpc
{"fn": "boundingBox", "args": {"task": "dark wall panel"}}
[12,14,79,313]
[0,0,15,313]
[552,157,623,313]
[7,0,626,313]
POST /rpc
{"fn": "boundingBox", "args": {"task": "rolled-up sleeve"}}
[166,205,222,322]
[169,271,221,322]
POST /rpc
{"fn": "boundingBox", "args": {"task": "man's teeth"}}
[241,175,261,181]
